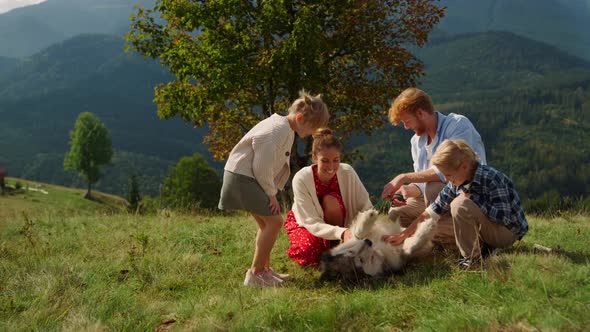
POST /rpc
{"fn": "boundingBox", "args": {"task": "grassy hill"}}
[0,177,127,220]
[1,180,588,330]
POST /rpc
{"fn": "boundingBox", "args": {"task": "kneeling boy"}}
[383,139,528,269]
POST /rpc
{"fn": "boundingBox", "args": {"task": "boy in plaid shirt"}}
[383,139,528,269]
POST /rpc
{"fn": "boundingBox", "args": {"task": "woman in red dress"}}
[284,128,373,267]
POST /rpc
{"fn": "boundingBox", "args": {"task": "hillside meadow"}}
[1,178,589,331]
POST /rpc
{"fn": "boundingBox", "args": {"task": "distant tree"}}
[161,154,221,210]
[126,0,445,166]
[0,168,5,192]
[64,112,113,199]
[127,174,141,213]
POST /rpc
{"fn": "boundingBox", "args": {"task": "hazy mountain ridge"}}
[0,56,18,74]
[417,31,590,96]
[0,0,154,57]
[438,0,590,61]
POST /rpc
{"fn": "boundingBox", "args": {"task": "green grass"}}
[1,181,589,331]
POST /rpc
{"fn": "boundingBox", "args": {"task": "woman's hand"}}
[341,229,352,242]
[268,195,280,215]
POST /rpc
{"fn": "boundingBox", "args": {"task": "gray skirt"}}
[218,170,275,216]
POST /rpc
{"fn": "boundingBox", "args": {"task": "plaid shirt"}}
[428,162,528,239]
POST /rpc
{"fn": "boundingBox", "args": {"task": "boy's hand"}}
[268,195,280,215]
[382,219,419,246]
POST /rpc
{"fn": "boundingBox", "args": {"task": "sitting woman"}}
[284,128,373,267]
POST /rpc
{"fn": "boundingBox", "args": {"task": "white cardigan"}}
[291,163,373,240]
[224,114,294,196]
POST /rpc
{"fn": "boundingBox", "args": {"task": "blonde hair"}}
[288,90,329,130]
[388,87,434,125]
[312,128,343,156]
[431,139,478,170]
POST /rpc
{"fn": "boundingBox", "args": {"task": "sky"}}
[0,0,47,14]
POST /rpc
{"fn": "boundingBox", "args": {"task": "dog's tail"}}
[402,218,437,256]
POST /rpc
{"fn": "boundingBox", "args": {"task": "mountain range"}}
[0,34,212,196]
[1,1,589,206]
[1,0,590,61]
[0,0,154,57]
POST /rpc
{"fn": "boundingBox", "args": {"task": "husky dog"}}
[320,209,437,281]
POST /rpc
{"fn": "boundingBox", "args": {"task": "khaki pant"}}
[388,182,456,247]
[450,195,517,259]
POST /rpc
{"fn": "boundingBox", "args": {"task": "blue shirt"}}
[411,112,486,193]
[427,163,529,239]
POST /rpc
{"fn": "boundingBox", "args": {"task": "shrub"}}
[161,154,221,211]
[139,195,159,215]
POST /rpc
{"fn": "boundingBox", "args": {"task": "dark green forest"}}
[353,32,590,213]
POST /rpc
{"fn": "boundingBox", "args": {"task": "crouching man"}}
[382,139,528,269]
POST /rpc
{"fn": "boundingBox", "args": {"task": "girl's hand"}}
[268,195,280,215]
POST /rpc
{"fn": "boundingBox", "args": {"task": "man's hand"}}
[391,192,406,207]
[382,174,407,199]
[268,195,280,215]
[400,184,421,199]
[391,184,422,206]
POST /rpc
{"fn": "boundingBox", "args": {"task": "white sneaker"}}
[243,269,283,288]
[267,268,291,281]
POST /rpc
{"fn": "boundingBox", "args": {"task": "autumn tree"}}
[64,112,113,199]
[126,0,444,167]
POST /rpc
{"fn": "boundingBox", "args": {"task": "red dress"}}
[284,165,347,267]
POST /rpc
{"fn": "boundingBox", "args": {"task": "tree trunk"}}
[85,183,92,200]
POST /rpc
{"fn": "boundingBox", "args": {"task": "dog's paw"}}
[352,209,379,239]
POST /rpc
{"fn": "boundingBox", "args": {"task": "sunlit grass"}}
[1,183,589,331]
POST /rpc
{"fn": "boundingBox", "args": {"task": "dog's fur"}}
[320,209,437,281]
